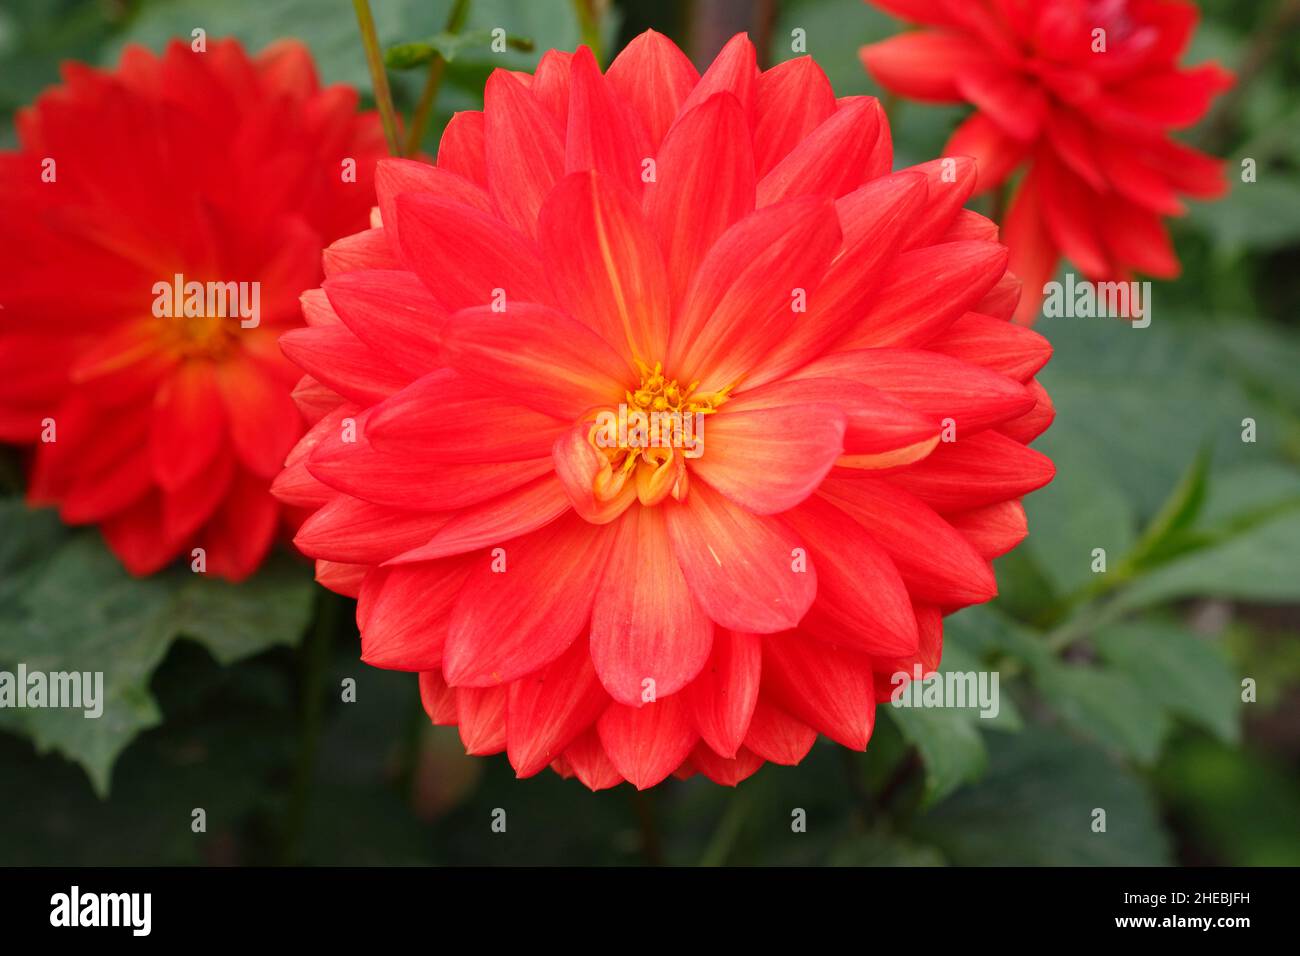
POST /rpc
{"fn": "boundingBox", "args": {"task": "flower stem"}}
[572,0,603,64]
[352,0,402,155]
[403,0,472,157]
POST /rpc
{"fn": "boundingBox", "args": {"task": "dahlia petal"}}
[591,505,715,706]
[901,157,979,249]
[944,112,1029,193]
[753,57,836,176]
[1045,111,1108,194]
[945,499,1028,560]
[997,376,1055,443]
[789,348,1033,434]
[293,496,450,564]
[726,377,935,456]
[954,64,1047,140]
[564,46,651,198]
[357,559,470,671]
[782,495,919,657]
[309,436,552,512]
[859,31,990,101]
[692,401,845,514]
[551,423,639,525]
[160,448,235,542]
[440,303,631,419]
[531,49,573,125]
[1002,169,1059,325]
[443,512,616,687]
[394,193,552,311]
[668,195,840,391]
[643,92,756,309]
[376,157,493,255]
[151,360,225,490]
[278,325,409,405]
[685,628,761,759]
[483,69,565,237]
[198,468,279,582]
[101,494,178,576]
[457,685,508,755]
[214,354,303,478]
[676,33,757,122]
[1098,195,1179,278]
[315,560,367,598]
[941,209,1001,244]
[61,451,154,525]
[838,240,1010,348]
[506,637,611,778]
[748,172,930,385]
[539,170,671,362]
[385,474,571,563]
[761,634,876,750]
[605,30,700,149]
[885,430,1056,510]
[596,695,698,790]
[364,369,566,464]
[323,227,398,276]
[929,312,1052,382]
[1037,151,1111,277]
[418,669,459,725]
[563,727,624,791]
[743,698,817,765]
[437,110,488,186]
[664,480,816,633]
[690,743,764,786]
[756,96,883,206]
[819,477,998,606]
[322,270,445,378]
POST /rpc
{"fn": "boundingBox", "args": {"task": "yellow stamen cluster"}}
[588,359,732,507]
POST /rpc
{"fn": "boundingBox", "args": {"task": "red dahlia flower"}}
[0,39,385,579]
[860,0,1233,323]
[276,31,1056,789]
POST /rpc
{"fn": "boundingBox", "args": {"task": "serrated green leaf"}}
[886,705,988,807]
[914,726,1173,865]
[1092,622,1241,744]
[1032,661,1171,764]
[0,500,314,795]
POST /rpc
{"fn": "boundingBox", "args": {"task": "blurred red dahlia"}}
[276,31,1056,789]
[0,39,385,579]
[860,0,1234,323]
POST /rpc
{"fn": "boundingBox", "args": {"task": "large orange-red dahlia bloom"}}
[0,39,385,579]
[860,0,1233,323]
[277,31,1056,789]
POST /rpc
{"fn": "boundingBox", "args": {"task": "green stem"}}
[572,0,603,64]
[403,0,472,157]
[280,590,339,863]
[352,0,402,155]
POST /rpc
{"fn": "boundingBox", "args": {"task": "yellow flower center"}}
[586,359,732,507]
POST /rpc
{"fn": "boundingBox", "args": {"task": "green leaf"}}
[827,826,947,866]
[1112,508,1300,612]
[1187,179,1300,255]
[1092,622,1241,744]
[1032,661,1171,764]
[886,705,988,807]
[385,30,533,69]
[914,726,1173,865]
[1124,446,1212,571]
[1022,434,1137,597]
[0,501,314,796]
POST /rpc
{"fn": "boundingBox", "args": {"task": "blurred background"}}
[0,0,1297,866]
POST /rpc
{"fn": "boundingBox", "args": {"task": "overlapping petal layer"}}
[277,30,1055,788]
[861,0,1233,323]
[0,39,385,578]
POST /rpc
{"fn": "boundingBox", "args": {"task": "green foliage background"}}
[0,0,1297,866]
